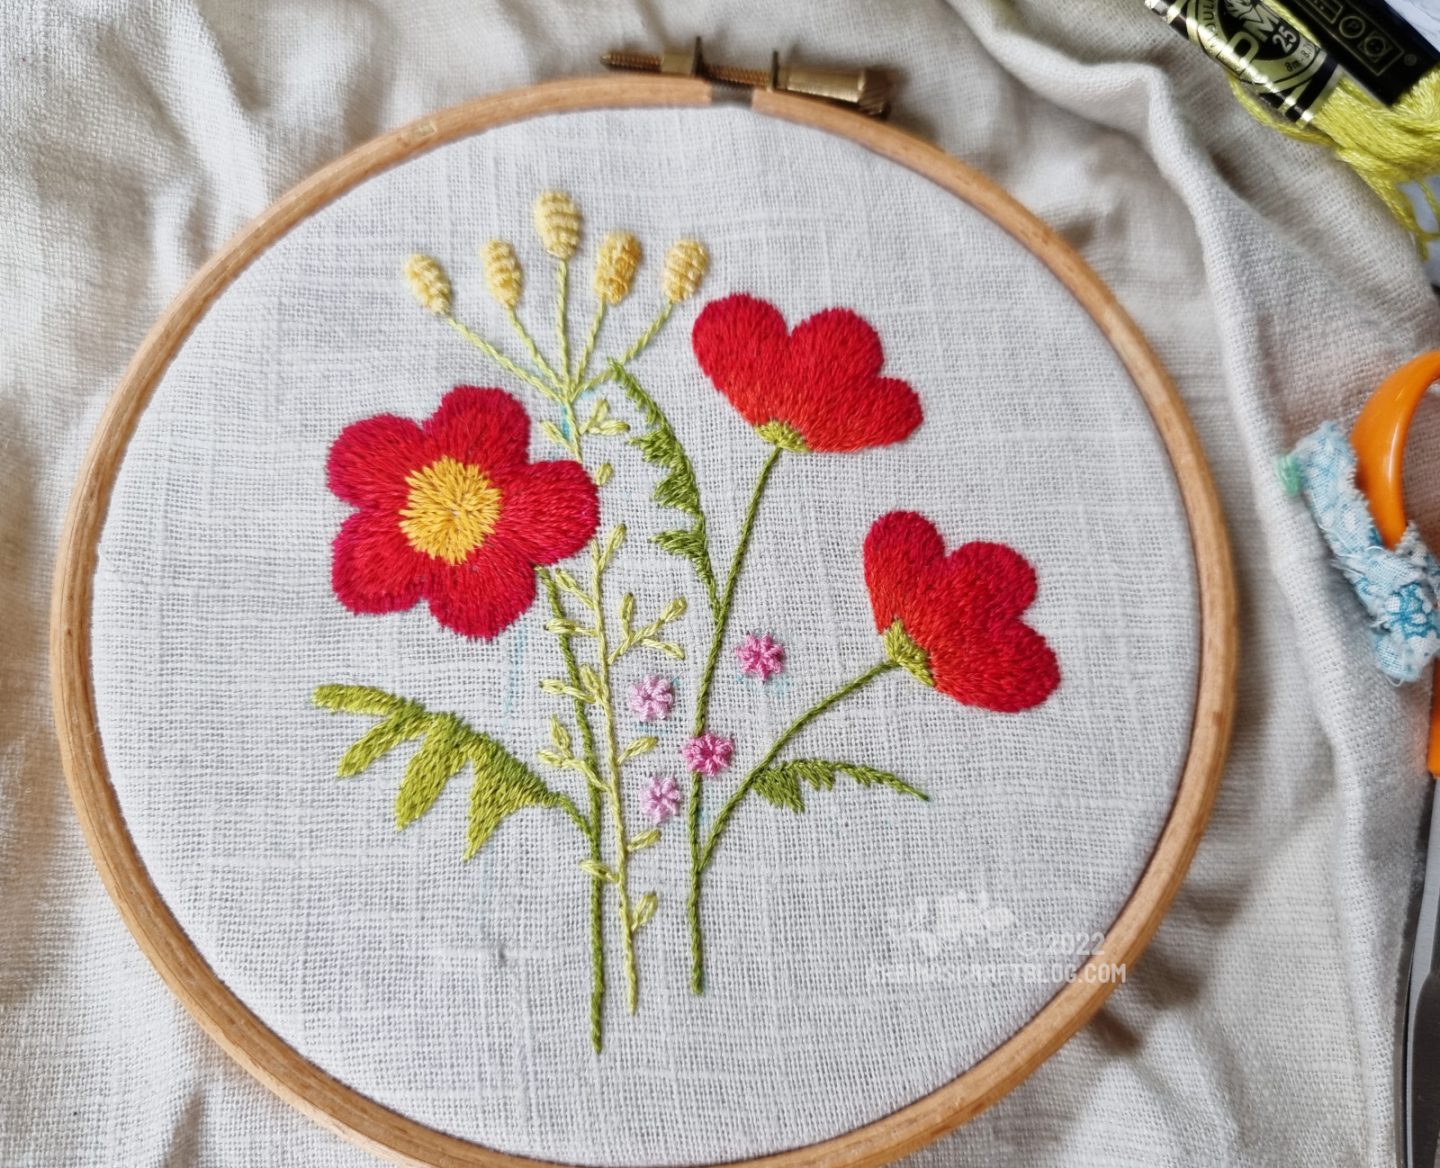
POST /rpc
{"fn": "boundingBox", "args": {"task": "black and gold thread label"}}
[1146,0,1341,125]
[1283,0,1437,105]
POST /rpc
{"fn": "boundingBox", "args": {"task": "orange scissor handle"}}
[1351,350,1440,776]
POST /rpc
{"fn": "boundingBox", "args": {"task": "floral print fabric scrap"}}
[1289,420,1440,682]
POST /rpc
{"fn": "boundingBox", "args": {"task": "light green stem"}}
[505,306,565,392]
[541,568,606,1052]
[555,260,572,384]
[589,539,640,1013]
[686,443,784,993]
[574,301,607,387]
[699,660,898,870]
[579,300,672,392]
[445,316,558,401]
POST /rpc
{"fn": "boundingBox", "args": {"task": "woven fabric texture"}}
[89,108,1194,1165]
[3,2,1439,1166]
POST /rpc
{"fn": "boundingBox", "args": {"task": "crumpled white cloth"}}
[2,2,1438,1166]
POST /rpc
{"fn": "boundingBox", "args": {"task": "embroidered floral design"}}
[735,632,785,681]
[643,775,683,824]
[865,512,1060,712]
[313,192,1062,1046]
[328,388,599,639]
[681,731,734,777]
[692,293,922,453]
[628,675,675,722]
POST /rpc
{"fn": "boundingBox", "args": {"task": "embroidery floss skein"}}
[1145,0,1440,250]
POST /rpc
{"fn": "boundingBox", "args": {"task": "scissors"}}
[1351,350,1440,1168]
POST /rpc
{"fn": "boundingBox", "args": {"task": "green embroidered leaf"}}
[627,828,661,853]
[619,736,657,764]
[632,891,658,930]
[612,362,718,611]
[752,759,929,814]
[464,734,570,861]
[579,858,618,883]
[395,714,469,829]
[314,684,418,719]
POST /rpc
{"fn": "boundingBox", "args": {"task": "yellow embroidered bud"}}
[593,231,641,305]
[480,240,522,309]
[662,239,708,303]
[403,254,451,315]
[534,190,581,260]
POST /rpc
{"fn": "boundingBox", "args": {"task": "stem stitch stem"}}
[444,316,558,401]
[686,443,784,993]
[541,568,607,1052]
[700,660,899,870]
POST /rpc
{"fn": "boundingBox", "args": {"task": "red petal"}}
[863,511,945,631]
[331,510,428,615]
[327,415,428,509]
[422,541,537,640]
[905,541,1058,713]
[692,294,789,428]
[489,459,600,564]
[423,387,531,474]
[784,309,920,451]
[930,621,1060,713]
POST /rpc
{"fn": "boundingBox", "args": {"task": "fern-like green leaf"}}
[313,684,432,778]
[395,714,470,829]
[314,683,417,718]
[752,758,929,814]
[464,734,571,860]
[611,362,718,611]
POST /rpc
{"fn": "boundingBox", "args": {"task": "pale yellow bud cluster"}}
[593,231,641,306]
[403,254,451,315]
[662,239,708,303]
[534,190,581,260]
[480,240,522,310]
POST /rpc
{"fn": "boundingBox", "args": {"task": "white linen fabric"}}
[2,3,1439,1167]
[87,106,1196,1166]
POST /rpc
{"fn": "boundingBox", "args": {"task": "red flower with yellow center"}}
[326,387,598,639]
[864,511,1059,712]
[691,293,921,452]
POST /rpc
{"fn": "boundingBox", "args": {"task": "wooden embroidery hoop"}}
[49,74,1238,1168]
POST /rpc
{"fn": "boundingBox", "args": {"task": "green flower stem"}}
[444,316,558,401]
[699,660,899,871]
[686,442,784,993]
[555,260,571,384]
[573,301,607,387]
[505,306,565,393]
[578,300,672,393]
[589,538,641,1014]
[541,568,607,1053]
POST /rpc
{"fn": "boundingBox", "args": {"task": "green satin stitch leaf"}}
[464,734,572,861]
[334,713,431,778]
[612,362,718,612]
[752,758,929,814]
[314,683,420,719]
[395,714,470,829]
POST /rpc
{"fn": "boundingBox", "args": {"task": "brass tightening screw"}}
[600,38,894,118]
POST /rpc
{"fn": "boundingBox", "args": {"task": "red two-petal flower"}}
[326,387,598,640]
[692,293,921,453]
[864,511,1059,712]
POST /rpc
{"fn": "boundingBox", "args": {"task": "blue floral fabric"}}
[1288,421,1440,684]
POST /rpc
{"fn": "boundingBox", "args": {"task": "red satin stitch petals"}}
[864,511,1060,712]
[326,386,599,640]
[691,293,922,452]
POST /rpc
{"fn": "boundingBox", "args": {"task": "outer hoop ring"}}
[50,74,1237,1168]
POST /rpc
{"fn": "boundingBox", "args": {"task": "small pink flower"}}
[735,631,785,681]
[642,775,682,824]
[628,675,674,722]
[682,731,734,777]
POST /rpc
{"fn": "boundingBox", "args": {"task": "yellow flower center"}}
[398,456,502,565]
